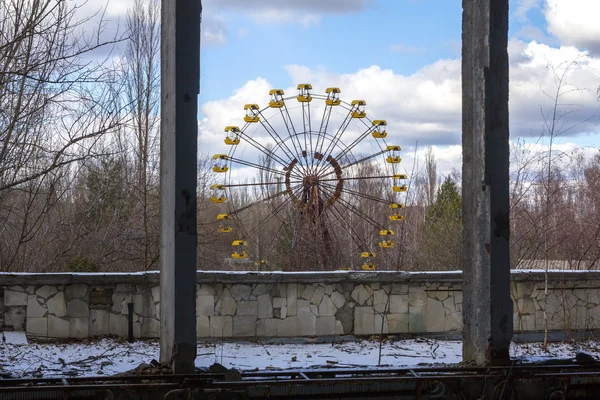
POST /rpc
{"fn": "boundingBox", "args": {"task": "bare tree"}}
[123,0,161,270]
[425,146,437,207]
[0,0,125,271]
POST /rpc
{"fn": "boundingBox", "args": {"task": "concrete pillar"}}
[160,0,202,373]
[462,0,512,365]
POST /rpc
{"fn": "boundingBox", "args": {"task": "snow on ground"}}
[1,337,599,378]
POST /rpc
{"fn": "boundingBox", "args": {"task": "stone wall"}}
[1,270,599,339]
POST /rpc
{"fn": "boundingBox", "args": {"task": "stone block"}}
[26,317,47,337]
[351,284,371,306]
[70,318,89,338]
[48,315,69,338]
[408,289,427,307]
[316,316,336,335]
[151,286,160,303]
[335,304,354,334]
[90,310,110,336]
[5,290,27,306]
[5,306,26,330]
[198,284,216,295]
[216,289,237,316]
[374,313,388,334]
[514,313,535,332]
[141,317,160,338]
[273,297,286,308]
[36,285,58,300]
[445,310,462,331]
[133,294,144,314]
[310,304,319,316]
[388,314,409,333]
[67,299,89,318]
[516,298,535,315]
[111,292,132,314]
[311,287,325,305]
[251,284,269,297]
[335,320,344,335]
[514,282,535,299]
[134,322,142,339]
[230,284,251,301]
[325,285,333,295]
[257,318,279,336]
[390,294,408,314]
[210,316,233,337]
[278,316,299,336]
[297,304,316,336]
[330,291,346,309]
[65,284,88,299]
[237,300,257,316]
[109,313,127,336]
[354,306,375,335]
[233,316,256,337]
[197,295,215,316]
[426,298,445,332]
[47,291,67,317]
[197,316,210,337]
[301,285,316,300]
[257,294,273,319]
[373,290,388,313]
[115,283,134,293]
[279,305,287,319]
[409,306,426,333]
[287,284,297,316]
[27,295,47,318]
[391,283,409,295]
[318,295,337,317]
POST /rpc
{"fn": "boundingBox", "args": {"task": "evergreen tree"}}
[418,176,462,270]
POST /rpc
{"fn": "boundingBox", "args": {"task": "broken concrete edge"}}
[0,269,596,286]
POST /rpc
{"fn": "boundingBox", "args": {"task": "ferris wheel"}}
[210,84,407,271]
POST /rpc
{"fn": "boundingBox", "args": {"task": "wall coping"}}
[1,269,600,286]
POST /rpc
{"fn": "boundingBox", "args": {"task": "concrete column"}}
[160,0,202,373]
[462,0,512,365]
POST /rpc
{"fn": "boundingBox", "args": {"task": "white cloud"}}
[545,0,600,55]
[389,44,426,55]
[198,39,600,174]
[203,0,371,13]
[250,10,321,28]
[513,0,542,22]
[202,16,228,46]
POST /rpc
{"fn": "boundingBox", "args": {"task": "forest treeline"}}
[1,0,599,272]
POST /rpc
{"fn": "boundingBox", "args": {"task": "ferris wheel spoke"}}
[314,107,354,172]
[313,103,334,172]
[331,124,379,165]
[317,186,378,257]
[228,184,303,216]
[327,190,387,231]
[226,156,302,180]
[320,149,390,178]
[323,197,372,253]
[279,105,307,171]
[240,185,303,241]
[236,128,291,169]
[320,181,395,206]
[256,110,306,174]
[222,180,302,188]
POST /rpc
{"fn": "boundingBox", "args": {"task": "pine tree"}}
[418,176,462,270]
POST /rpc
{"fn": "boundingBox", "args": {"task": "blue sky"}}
[93,0,600,176]
[191,0,600,176]
[199,0,463,102]
[199,0,561,105]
